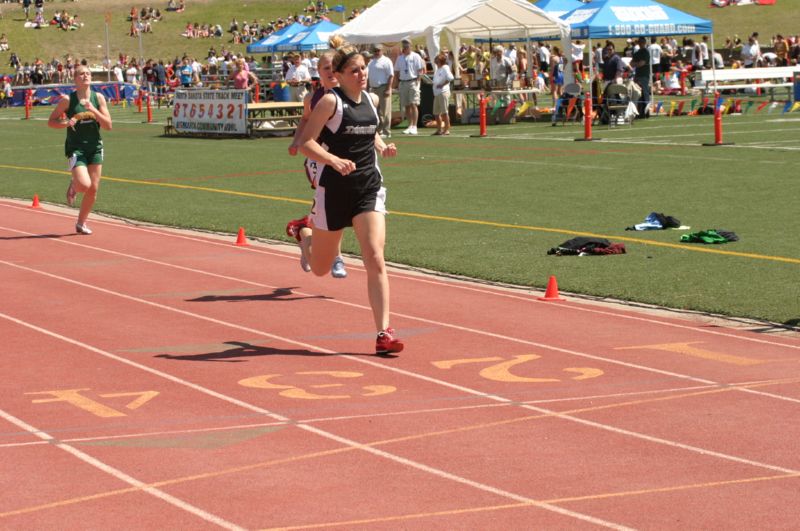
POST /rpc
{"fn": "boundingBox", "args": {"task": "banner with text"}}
[173,89,247,135]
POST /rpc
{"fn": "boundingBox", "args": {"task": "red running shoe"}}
[285,215,309,242]
[376,327,404,356]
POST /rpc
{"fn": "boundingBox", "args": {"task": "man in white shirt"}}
[394,38,425,135]
[699,36,710,69]
[285,53,311,101]
[538,43,550,86]
[647,37,662,76]
[571,40,585,81]
[741,35,760,67]
[488,45,514,88]
[367,44,394,137]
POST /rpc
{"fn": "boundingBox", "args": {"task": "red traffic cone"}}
[235,227,249,246]
[30,194,41,209]
[538,275,564,301]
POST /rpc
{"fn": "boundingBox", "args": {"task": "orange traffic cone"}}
[235,227,249,246]
[30,194,41,209]
[538,275,564,301]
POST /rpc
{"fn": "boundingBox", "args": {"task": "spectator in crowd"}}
[516,45,528,86]
[431,52,453,136]
[537,42,550,85]
[142,59,156,93]
[789,38,800,65]
[126,60,140,85]
[647,37,662,76]
[654,60,685,95]
[464,44,480,75]
[228,57,258,101]
[285,53,311,102]
[307,50,319,82]
[0,34,9,52]
[686,38,704,71]
[30,64,44,84]
[548,46,565,100]
[631,37,651,117]
[504,43,517,84]
[592,42,604,74]
[178,56,195,87]
[740,35,760,68]
[488,44,515,90]
[112,61,124,83]
[601,43,625,88]
[699,35,710,68]
[571,40,585,81]
[367,43,393,138]
[1,77,12,107]
[153,59,167,97]
[774,34,789,66]
[394,38,425,135]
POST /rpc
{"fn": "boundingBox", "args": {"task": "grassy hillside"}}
[664,0,799,42]
[0,0,375,70]
[0,0,797,71]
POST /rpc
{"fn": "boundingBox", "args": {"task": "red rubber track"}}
[1,199,799,530]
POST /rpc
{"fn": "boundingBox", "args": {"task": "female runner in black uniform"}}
[289,42,402,356]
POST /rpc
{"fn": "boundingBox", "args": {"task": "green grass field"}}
[1,99,798,325]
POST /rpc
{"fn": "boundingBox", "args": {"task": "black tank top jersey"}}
[318,87,382,191]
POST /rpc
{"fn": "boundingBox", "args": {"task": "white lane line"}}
[4,204,798,351]
[0,382,731,450]
[0,311,630,530]
[0,407,245,529]
[3,260,799,476]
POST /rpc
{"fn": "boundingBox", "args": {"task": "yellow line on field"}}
[2,163,798,265]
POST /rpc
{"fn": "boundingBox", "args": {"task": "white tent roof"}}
[336,0,570,51]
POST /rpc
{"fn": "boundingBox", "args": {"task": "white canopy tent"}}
[335,0,574,84]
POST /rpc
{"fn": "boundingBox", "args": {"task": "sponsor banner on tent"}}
[172,89,247,135]
[560,0,712,39]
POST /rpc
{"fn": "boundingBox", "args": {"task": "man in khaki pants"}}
[367,44,394,137]
[394,38,425,135]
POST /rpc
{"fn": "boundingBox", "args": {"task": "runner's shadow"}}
[186,287,328,303]
[0,233,72,241]
[154,341,360,362]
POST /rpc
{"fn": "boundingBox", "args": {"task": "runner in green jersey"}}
[48,64,112,234]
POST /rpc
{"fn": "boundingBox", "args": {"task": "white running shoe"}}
[407,126,418,135]
[331,256,347,278]
[75,223,92,235]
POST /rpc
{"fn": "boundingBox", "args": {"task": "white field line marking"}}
[0,311,631,530]
[4,204,798,352]
[0,407,245,529]
[2,262,799,477]
[612,127,800,141]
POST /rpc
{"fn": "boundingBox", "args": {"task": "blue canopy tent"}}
[559,0,713,81]
[561,0,712,40]
[534,0,586,18]
[246,22,306,54]
[276,20,341,52]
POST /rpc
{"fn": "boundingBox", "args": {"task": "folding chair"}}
[552,83,583,126]
[601,83,634,128]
